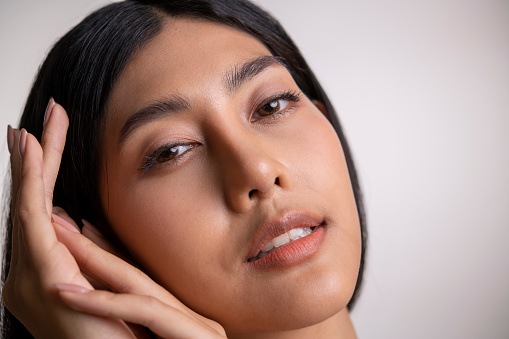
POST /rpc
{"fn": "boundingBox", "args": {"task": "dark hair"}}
[1,0,366,337]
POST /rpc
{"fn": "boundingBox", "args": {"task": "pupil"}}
[157,147,178,163]
[261,100,279,115]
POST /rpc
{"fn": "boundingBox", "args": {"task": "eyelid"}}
[251,89,303,122]
[137,89,302,174]
[139,140,198,175]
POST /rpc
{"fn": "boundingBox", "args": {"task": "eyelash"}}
[139,90,303,174]
[139,141,198,175]
[252,90,302,121]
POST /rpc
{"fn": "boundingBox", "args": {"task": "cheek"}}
[104,166,229,291]
[288,112,353,203]
[287,111,362,292]
[100,109,363,331]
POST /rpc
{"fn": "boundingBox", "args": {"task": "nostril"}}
[248,177,280,199]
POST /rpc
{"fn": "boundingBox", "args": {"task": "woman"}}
[2,0,366,337]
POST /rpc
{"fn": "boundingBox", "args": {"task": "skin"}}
[100,17,362,337]
[3,15,360,339]
[3,108,136,338]
[4,106,225,338]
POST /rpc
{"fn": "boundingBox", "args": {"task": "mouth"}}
[247,226,318,262]
[245,210,325,267]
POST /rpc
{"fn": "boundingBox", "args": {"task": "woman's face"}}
[101,18,361,332]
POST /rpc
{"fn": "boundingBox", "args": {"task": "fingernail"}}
[55,283,90,294]
[19,129,27,157]
[7,125,14,154]
[82,219,103,237]
[52,213,80,234]
[43,97,56,127]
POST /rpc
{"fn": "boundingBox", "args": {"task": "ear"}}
[312,99,330,119]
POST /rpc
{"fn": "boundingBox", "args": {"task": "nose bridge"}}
[210,121,291,212]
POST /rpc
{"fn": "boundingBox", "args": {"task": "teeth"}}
[261,241,274,252]
[250,227,317,262]
[288,227,304,240]
[258,251,269,259]
[272,233,290,248]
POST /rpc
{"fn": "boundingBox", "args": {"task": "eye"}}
[139,142,198,174]
[252,90,303,121]
[156,144,193,163]
[258,99,290,117]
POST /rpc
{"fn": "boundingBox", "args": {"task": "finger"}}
[40,100,69,215]
[51,212,80,234]
[10,128,22,222]
[52,207,80,233]
[81,219,133,262]
[49,213,108,290]
[53,219,225,334]
[52,207,132,262]
[80,221,136,290]
[8,127,22,269]
[9,128,32,269]
[53,212,140,291]
[53,220,167,297]
[17,131,58,255]
[81,220,119,255]
[56,287,223,339]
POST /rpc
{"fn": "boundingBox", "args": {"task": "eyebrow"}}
[223,55,286,93]
[118,95,191,144]
[117,55,287,145]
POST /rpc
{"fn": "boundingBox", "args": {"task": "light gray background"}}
[1,1,508,338]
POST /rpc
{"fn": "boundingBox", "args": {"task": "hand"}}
[52,210,227,339]
[2,100,135,338]
[2,99,226,338]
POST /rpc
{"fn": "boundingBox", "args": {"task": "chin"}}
[219,270,356,334]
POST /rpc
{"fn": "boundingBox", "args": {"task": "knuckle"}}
[114,278,133,294]
[44,187,54,199]
[96,292,120,318]
[17,205,32,224]
[21,166,43,181]
[17,204,45,225]
[139,297,162,327]
[131,268,149,286]
[43,146,64,164]
[115,265,150,293]
[41,132,65,154]
[145,296,160,309]
[2,271,39,314]
[48,141,65,155]
[78,243,96,270]
[101,291,117,303]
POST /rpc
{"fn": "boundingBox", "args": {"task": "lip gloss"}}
[247,225,326,269]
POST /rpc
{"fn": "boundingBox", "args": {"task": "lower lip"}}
[246,225,326,269]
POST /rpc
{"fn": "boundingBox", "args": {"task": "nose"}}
[210,125,292,213]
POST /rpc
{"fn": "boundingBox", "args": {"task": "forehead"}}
[107,17,272,121]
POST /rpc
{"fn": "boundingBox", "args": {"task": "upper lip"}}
[245,210,324,261]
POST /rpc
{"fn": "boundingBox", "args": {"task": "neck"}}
[227,308,356,339]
